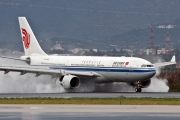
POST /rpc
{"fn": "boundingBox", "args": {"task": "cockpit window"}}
[141,64,154,67]
[147,65,154,67]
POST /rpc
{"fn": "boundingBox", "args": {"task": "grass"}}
[0,97,180,105]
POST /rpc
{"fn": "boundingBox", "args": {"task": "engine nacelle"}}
[141,79,151,88]
[59,75,80,89]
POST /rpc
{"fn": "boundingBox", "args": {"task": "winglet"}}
[170,55,176,63]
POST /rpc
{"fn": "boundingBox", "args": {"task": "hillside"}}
[1,0,180,50]
[110,19,180,49]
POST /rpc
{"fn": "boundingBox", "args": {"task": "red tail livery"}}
[21,28,30,49]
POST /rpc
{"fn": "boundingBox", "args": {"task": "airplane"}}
[0,17,176,92]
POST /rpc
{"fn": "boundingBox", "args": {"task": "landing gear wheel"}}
[135,80,142,92]
[135,88,142,92]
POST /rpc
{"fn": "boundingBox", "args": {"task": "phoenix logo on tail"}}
[21,28,30,49]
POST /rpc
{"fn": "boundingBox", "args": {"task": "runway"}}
[0,105,180,120]
[0,92,179,98]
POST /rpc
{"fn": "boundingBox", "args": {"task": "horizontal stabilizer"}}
[170,55,176,63]
[153,55,176,68]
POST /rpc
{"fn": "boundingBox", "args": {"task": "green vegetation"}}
[0,97,180,105]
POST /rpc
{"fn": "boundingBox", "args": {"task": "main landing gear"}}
[135,81,142,92]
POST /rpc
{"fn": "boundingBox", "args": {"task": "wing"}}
[153,55,176,68]
[0,65,101,77]
[0,56,101,77]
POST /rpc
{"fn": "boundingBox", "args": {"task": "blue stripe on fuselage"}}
[49,66,156,73]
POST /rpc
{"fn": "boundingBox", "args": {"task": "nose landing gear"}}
[135,81,142,92]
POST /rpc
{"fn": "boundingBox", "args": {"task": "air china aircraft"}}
[0,17,176,92]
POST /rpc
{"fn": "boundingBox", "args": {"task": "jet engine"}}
[59,75,80,89]
[141,79,151,88]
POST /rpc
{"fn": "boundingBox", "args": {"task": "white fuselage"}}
[24,55,156,83]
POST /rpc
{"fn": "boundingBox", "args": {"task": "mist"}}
[142,56,169,92]
[94,82,134,92]
[0,72,64,93]
[0,56,65,93]
[142,78,169,92]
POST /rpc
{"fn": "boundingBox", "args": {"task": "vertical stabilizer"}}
[18,17,47,56]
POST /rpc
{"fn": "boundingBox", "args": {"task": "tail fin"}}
[170,55,176,63]
[18,17,47,56]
